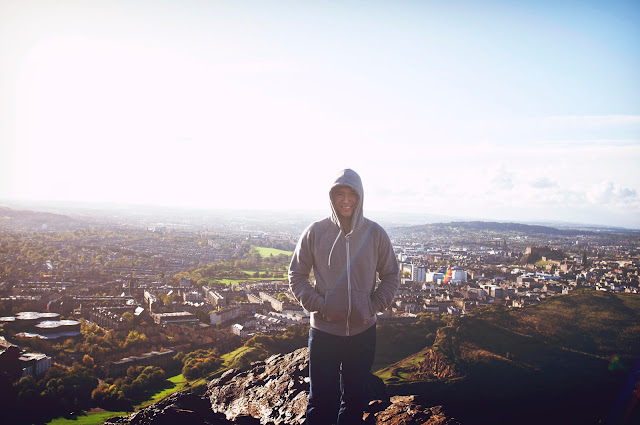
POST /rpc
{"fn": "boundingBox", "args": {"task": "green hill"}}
[376,289,640,425]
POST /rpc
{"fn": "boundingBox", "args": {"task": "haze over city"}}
[1,0,639,228]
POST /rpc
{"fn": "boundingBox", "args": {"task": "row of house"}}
[106,349,175,377]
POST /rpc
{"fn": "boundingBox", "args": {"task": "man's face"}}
[332,186,358,219]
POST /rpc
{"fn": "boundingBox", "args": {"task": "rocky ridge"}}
[106,347,460,425]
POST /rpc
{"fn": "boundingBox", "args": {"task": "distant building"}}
[144,290,159,310]
[424,304,440,313]
[106,349,175,377]
[451,267,467,283]
[204,287,227,307]
[480,284,506,299]
[34,319,81,335]
[260,292,292,312]
[20,352,52,377]
[411,265,426,283]
[87,308,129,330]
[231,323,249,338]
[446,306,462,316]
[463,287,486,300]
[153,311,199,326]
[2,312,81,339]
[209,307,243,325]
[246,293,263,304]
[3,312,60,331]
[183,291,204,302]
[179,277,193,289]
[426,272,445,283]
[421,282,436,291]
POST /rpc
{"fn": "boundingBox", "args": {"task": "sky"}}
[1,0,639,228]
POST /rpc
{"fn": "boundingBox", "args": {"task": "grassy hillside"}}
[254,246,293,257]
[374,314,448,372]
[492,289,640,355]
[377,289,640,425]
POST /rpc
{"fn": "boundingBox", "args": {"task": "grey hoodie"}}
[288,169,400,336]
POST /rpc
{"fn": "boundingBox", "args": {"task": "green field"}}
[216,267,288,286]
[218,276,286,286]
[141,374,185,407]
[254,246,293,257]
[47,410,128,425]
[221,345,253,364]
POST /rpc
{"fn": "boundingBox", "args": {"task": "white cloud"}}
[489,165,515,191]
[530,177,557,189]
[544,115,640,127]
[586,181,638,205]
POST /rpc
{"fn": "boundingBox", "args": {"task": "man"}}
[289,168,400,425]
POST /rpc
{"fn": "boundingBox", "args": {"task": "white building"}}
[411,264,426,283]
[183,291,203,302]
[451,266,468,283]
[20,352,52,377]
[426,272,445,283]
[231,323,249,338]
[210,307,242,325]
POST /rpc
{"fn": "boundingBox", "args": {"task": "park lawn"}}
[139,373,186,407]
[221,345,253,365]
[218,278,261,286]
[239,268,288,278]
[218,276,287,286]
[254,246,293,257]
[47,410,128,425]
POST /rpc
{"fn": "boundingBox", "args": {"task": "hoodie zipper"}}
[345,234,351,336]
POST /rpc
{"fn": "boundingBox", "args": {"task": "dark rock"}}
[105,392,230,425]
[365,395,460,424]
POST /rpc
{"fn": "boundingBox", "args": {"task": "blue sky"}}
[1,0,639,228]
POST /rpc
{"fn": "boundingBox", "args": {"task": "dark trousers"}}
[305,324,376,425]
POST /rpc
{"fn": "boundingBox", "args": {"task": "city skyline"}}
[1,0,639,229]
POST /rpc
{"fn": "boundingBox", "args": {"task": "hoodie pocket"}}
[320,288,349,323]
[349,289,375,326]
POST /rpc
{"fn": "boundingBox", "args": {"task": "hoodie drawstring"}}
[328,229,342,268]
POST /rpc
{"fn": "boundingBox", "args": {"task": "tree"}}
[124,330,147,348]
[82,354,95,368]
[194,308,210,324]
[122,311,134,327]
[181,349,222,380]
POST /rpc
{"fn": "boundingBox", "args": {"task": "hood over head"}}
[330,168,364,232]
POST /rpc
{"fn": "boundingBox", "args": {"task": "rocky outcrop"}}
[416,348,462,380]
[205,348,314,423]
[366,396,459,425]
[106,347,460,425]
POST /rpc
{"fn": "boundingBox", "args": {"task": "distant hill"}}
[377,289,640,425]
[449,220,585,235]
[394,220,640,237]
[0,206,80,231]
